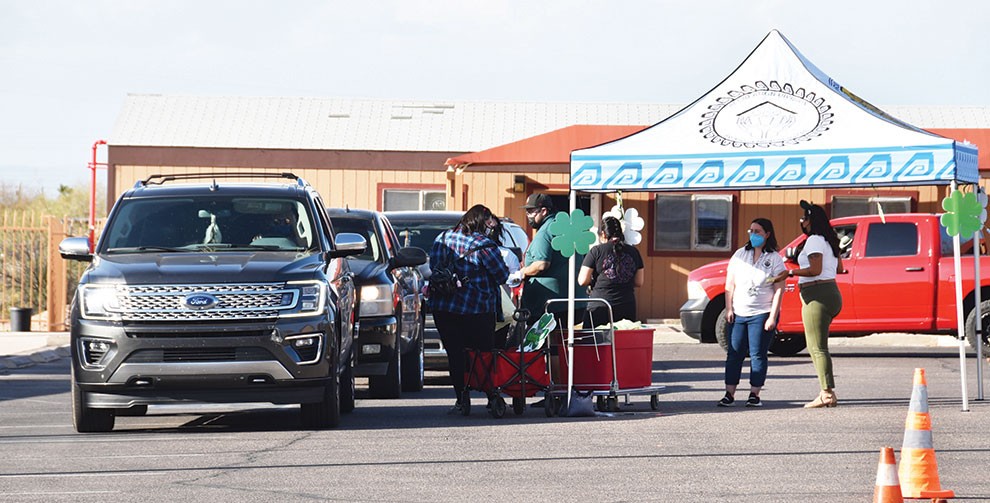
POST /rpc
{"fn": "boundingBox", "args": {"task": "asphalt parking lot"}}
[1,328,987,502]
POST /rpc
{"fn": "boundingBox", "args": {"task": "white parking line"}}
[2,490,121,495]
[3,471,168,479]
[12,453,210,460]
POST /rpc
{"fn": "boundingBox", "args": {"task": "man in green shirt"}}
[519,193,587,326]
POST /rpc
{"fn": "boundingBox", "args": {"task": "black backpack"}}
[428,233,496,298]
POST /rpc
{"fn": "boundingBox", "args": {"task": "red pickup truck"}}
[679,213,990,356]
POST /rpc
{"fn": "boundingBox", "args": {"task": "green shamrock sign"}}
[940,189,984,237]
[548,209,596,258]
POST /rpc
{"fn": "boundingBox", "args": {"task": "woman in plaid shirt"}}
[428,204,510,414]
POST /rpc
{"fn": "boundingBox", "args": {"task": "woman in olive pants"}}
[775,200,843,407]
[800,282,842,393]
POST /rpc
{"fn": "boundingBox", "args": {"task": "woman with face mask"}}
[428,205,510,413]
[718,218,786,408]
[772,200,844,408]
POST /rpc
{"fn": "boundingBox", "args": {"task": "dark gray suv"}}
[59,173,365,432]
[327,208,427,399]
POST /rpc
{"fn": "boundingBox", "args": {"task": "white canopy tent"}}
[565,30,982,408]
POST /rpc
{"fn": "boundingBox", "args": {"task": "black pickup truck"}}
[59,173,365,432]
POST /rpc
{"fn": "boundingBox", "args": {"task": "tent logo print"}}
[699,81,834,148]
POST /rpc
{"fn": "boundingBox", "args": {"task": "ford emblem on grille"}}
[183,294,219,310]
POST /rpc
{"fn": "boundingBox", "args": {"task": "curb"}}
[0,346,69,370]
[0,333,70,371]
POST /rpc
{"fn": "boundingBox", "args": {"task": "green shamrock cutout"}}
[940,189,983,237]
[548,209,596,258]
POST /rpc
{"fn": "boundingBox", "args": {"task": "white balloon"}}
[624,229,642,245]
[623,207,645,231]
[603,204,622,223]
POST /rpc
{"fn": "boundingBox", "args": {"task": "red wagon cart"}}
[461,310,555,418]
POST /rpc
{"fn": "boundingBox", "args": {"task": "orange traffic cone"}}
[874,447,903,503]
[898,368,954,500]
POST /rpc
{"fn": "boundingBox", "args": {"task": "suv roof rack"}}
[136,172,306,188]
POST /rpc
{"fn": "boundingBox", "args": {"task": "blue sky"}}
[1,0,988,195]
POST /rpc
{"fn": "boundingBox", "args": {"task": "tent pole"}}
[974,186,985,401]
[566,190,577,410]
[951,181,970,411]
[974,229,985,401]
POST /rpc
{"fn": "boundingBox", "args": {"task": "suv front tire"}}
[71,367,114,433]
[300,361,341,428]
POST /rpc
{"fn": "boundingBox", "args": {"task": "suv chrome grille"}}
[109,283,296,321]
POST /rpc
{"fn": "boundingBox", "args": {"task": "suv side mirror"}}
[389,246,428,269]
[327,232,367,258]
[59,237,93,262]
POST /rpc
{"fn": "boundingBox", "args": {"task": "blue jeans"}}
[724,312,773,388]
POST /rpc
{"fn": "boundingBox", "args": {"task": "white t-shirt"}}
[798,234,838,284]
[727,247,786,317]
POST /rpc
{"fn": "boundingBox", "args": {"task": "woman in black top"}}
[577,216,645,326]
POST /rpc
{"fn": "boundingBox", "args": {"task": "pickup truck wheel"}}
[769,332,807,356]
[714,308,730,352]
[400,315,424,392]
[72,367,114,433]
[700,297,725,344]
[369,319,402,399]
[964,299,990,354]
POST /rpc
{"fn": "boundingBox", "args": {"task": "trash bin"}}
[9,307,33,332]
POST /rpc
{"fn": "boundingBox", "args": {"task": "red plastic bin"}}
[555,328,654,390]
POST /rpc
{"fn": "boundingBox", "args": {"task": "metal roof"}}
[110,94,990,153]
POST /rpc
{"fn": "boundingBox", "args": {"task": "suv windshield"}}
[392,222,453,251]
[102,195,318,253]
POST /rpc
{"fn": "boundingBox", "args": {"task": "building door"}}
[547,194,591,216]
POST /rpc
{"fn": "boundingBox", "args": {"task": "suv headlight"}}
[359,284,394,317]
[686,280,708,300]
[283,280,327,317]
[80,285,122,320]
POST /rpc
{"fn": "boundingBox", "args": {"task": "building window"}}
[383,189,446,211]
[654,194,732,252]
[831,195,912,219]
